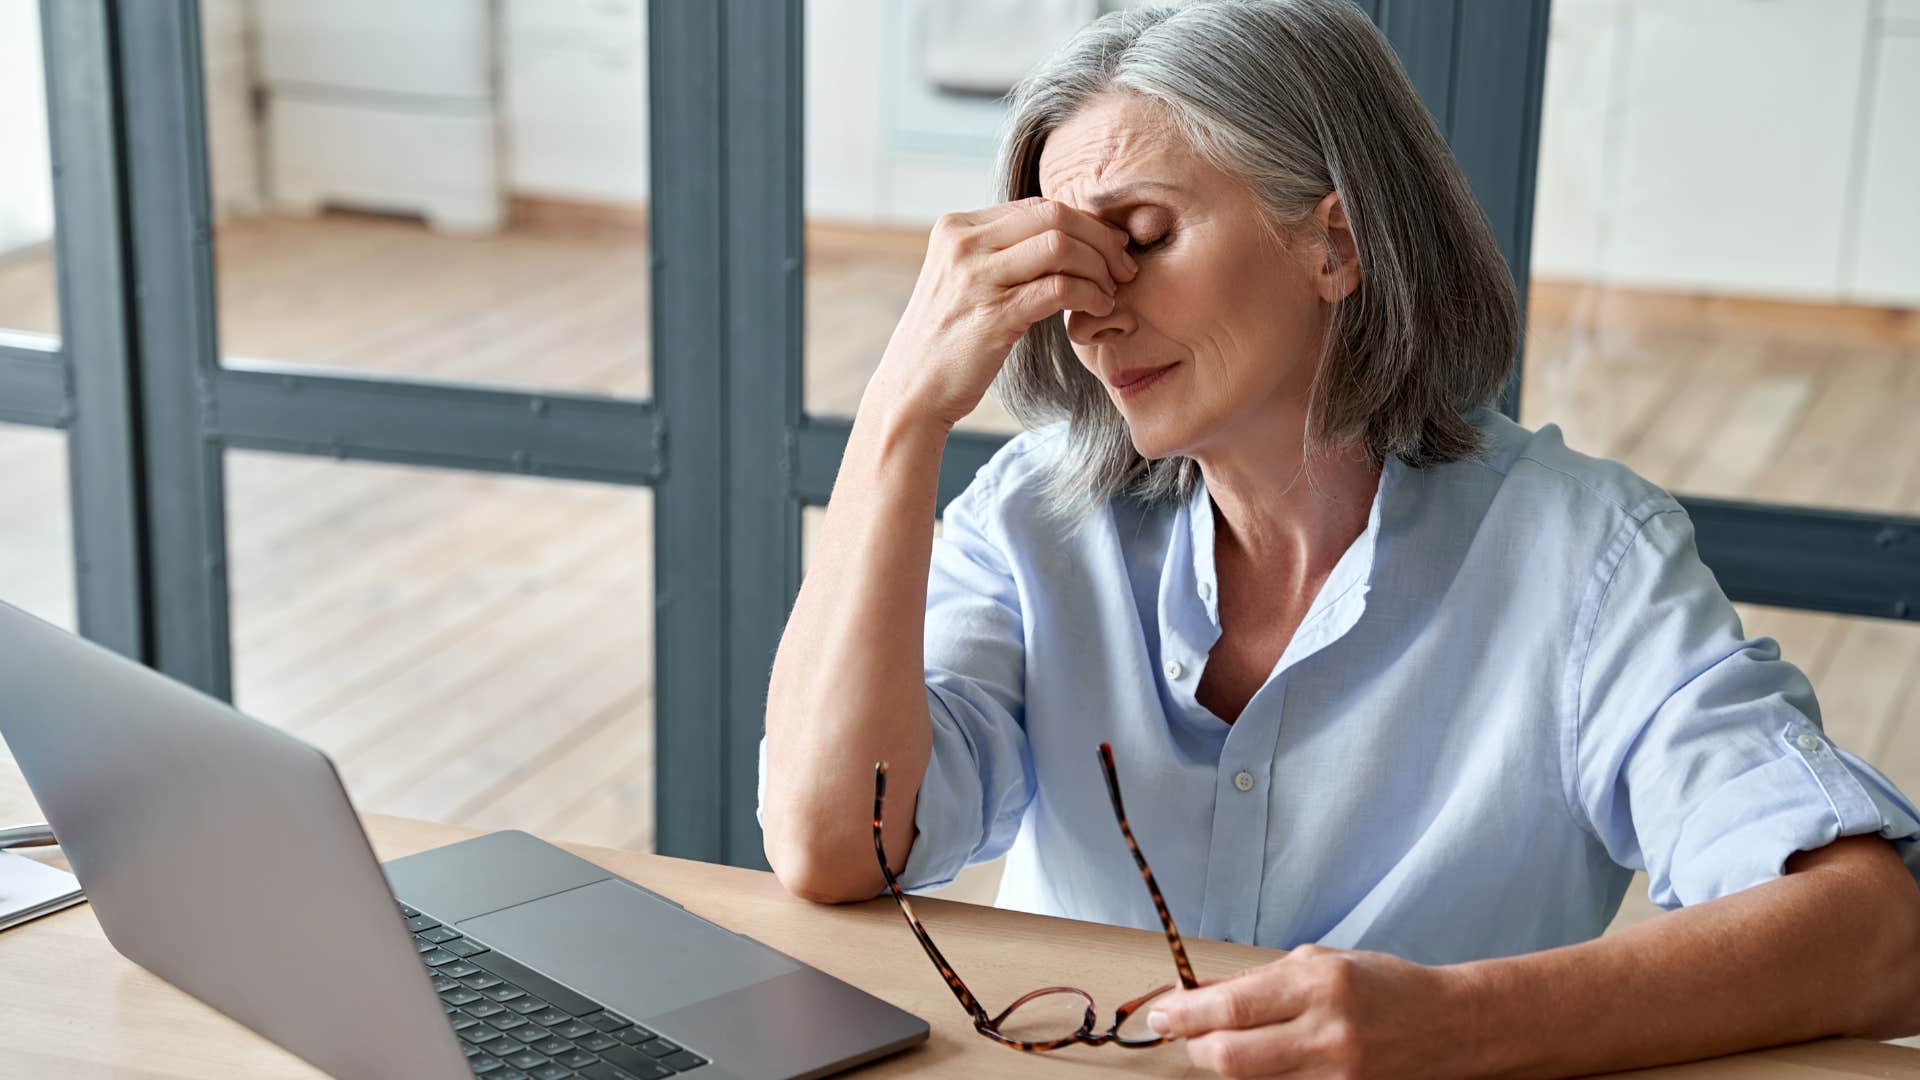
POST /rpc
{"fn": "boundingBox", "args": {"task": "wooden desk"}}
[2,770,1917,1079]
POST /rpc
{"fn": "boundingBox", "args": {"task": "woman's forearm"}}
[762,387,950,903]
[1450,837,1920,1079]
[762,200,1132,903]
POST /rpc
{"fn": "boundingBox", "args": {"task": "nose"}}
[1064,296,1135,348]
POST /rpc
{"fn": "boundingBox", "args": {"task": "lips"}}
[1108,362,1177,390]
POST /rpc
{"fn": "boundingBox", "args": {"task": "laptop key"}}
[596,1045,672,1078]
[533,1037,573,1056]
[586,1012,633,1034]
[503,1049,550,1069]
[505,1025,548,1044]
[463,973,504,991]
[556,1049,598,1069]
[468,1000,508,1019]
[461,1026,507,1047]
[616,1026,657,1045]
[470,1053,505,1074]
[529,1065,573,1080]
[638,1038,681,1058]
[467,949,605,1017]
[553,1020,595,1040]
[576,1033,618,1053]
[444,989,485,1007]
[496,1072,531,1080]
[441,960,484,979]
[422,925,464,944]
[485,1010,527,1030]
[432,974,462,993]
[504,996,546,1014]
[660,1050,706,1072]
[400,903,421,917]
[407,914,443,933]
[530,1008,571,1028]
[444,937,490,959]
[422,948,461,967]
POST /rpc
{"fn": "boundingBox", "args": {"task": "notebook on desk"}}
[0,849,83,933]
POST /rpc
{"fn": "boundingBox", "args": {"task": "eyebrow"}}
[1084,180,1182,210]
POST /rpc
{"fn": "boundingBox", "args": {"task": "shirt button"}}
[1233,770,1254,792]
[1797,733,1823,752]
[1164,659,1184,681]
[1198,581,1213,602]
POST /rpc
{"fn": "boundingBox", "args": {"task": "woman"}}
[759,0,1920,1075]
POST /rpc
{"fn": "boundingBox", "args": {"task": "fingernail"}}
[1148,1009,1170,1035]
[1122,252,1138,275]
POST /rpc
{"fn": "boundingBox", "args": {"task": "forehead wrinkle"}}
[1038,101,1181,207]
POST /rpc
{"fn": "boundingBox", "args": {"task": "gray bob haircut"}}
[991,0,1520,518]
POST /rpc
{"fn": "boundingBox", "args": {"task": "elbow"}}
[762,811,883,905]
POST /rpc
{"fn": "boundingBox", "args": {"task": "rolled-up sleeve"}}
[896,471,1036,891]
[1570,507,1920,910]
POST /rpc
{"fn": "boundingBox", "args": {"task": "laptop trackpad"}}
[458,878,800,1021]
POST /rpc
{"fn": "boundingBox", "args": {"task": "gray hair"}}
[991,0,1520,518]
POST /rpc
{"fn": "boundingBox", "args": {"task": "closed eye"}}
[1127,235,1168,254]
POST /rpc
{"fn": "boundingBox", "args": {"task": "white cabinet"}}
[501,0,649,204]
[1532,0,1918,307]
[255,0,502,234]
[1604,0,1870,301]
[256,0,492,98]
[1849,28,1920,303]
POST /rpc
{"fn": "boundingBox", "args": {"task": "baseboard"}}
[1529,278,1920,349]
[506,197,933,260]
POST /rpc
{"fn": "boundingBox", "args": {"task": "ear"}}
[1309,190,1360,303]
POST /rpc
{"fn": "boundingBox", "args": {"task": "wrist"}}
[858,367,959,442]
[1435,958,1521,1080]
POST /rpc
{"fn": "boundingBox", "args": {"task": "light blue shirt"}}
[759,407,1920,964]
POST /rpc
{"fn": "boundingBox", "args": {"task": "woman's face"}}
[1038,93,1353,463]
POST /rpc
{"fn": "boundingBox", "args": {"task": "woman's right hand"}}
[867,197,1139,429]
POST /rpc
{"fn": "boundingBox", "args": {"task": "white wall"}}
[0,0,54,258]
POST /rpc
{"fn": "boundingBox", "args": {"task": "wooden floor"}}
[1,213,1917,941]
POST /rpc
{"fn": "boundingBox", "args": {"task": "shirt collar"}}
[1180,454,1398,643]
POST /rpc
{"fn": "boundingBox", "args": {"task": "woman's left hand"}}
[1146,943,1483,1079]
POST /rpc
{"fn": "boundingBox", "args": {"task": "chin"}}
[1118,407,1202,463]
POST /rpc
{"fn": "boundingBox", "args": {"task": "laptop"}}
[0,601,928,1080]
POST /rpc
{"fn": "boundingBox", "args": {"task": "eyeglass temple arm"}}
[1098,743,1200,990]
[873,763,994,1026]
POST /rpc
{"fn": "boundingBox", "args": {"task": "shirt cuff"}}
[1662,720,1920,907]
[894,686,988,892]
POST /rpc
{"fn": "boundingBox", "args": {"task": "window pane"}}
[203,0,649,397]
[227,451,654,851]
[1522,0,1920,515]
[0,425,74,629]
[802,0,1031,436]
[0,0,59,338]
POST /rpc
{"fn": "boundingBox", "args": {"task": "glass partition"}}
[228,451,655,851]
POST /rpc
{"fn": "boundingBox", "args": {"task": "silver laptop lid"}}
[0,601,469,1079]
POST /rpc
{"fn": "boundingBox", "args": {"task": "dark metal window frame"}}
[6,0,1913,874]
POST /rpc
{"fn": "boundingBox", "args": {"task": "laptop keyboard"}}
[400,902,709,1079]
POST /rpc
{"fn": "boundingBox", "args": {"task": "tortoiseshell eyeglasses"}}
[872,742,1200,1052]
